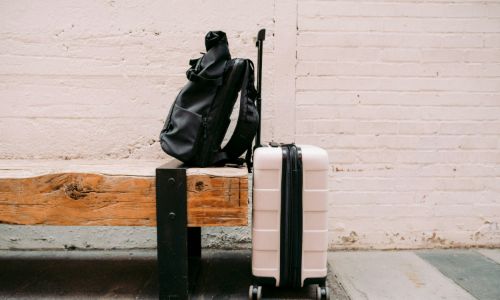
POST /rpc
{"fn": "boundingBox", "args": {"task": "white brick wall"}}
[296,0,500,249]
[1,0,499,249]
[0,0,276,159]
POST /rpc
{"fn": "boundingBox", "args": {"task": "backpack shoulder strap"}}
[212,59,259,167]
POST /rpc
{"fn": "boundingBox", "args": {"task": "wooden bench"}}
[0,159,249,299]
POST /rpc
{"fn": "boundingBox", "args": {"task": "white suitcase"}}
[250,144,330,299]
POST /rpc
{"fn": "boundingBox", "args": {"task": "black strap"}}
[245,143,253,173]
[213,60,259,167]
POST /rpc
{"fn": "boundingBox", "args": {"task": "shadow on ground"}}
[0,251,157,299]
[0,249,348,300]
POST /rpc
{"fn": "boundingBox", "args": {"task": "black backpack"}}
[160,31,259,167]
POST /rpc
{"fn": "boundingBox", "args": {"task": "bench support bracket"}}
[156,162,195,300]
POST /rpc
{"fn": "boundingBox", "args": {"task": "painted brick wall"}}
[295,0,500,249]
[0,0,276,159]
[1,0,499,249]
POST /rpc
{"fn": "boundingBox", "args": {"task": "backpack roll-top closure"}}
[185,31,229,86]
[205,31,229,52]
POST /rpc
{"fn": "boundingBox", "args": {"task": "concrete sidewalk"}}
[0,249,498,299]
[329,249,500,300]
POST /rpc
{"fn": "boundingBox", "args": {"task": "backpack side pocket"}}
[160,104,205,162]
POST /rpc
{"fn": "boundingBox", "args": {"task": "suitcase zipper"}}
[280,146,291,287]
[202,116,208,140]
[279,144,303,288]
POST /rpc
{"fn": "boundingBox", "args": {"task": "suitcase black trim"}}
[279,146,290,286]
[279,144,303,288]
[291,146,303,287]
[303,277,327,287]
[252,276,276,287]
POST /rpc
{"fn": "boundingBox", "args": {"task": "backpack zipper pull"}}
[202,116,208,140]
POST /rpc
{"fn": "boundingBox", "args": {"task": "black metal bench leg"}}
[187,227,202,293]
[188,227,201,257]
[156,167,188,300]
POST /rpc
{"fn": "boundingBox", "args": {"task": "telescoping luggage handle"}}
[255,28,265,149]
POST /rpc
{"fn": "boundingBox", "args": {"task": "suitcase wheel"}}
[248,285,262,300]
[316,286,330,300]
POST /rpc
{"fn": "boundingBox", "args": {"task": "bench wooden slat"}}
[0,162,248,227]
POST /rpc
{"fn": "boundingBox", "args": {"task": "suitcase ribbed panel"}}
[252,147,283,285]
[252,145,329,287]
[300,145,329,285]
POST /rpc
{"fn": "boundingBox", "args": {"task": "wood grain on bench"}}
[0,160,248,227]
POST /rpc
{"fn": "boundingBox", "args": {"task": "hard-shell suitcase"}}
[248,29,330,299]
[250,144,330,299]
